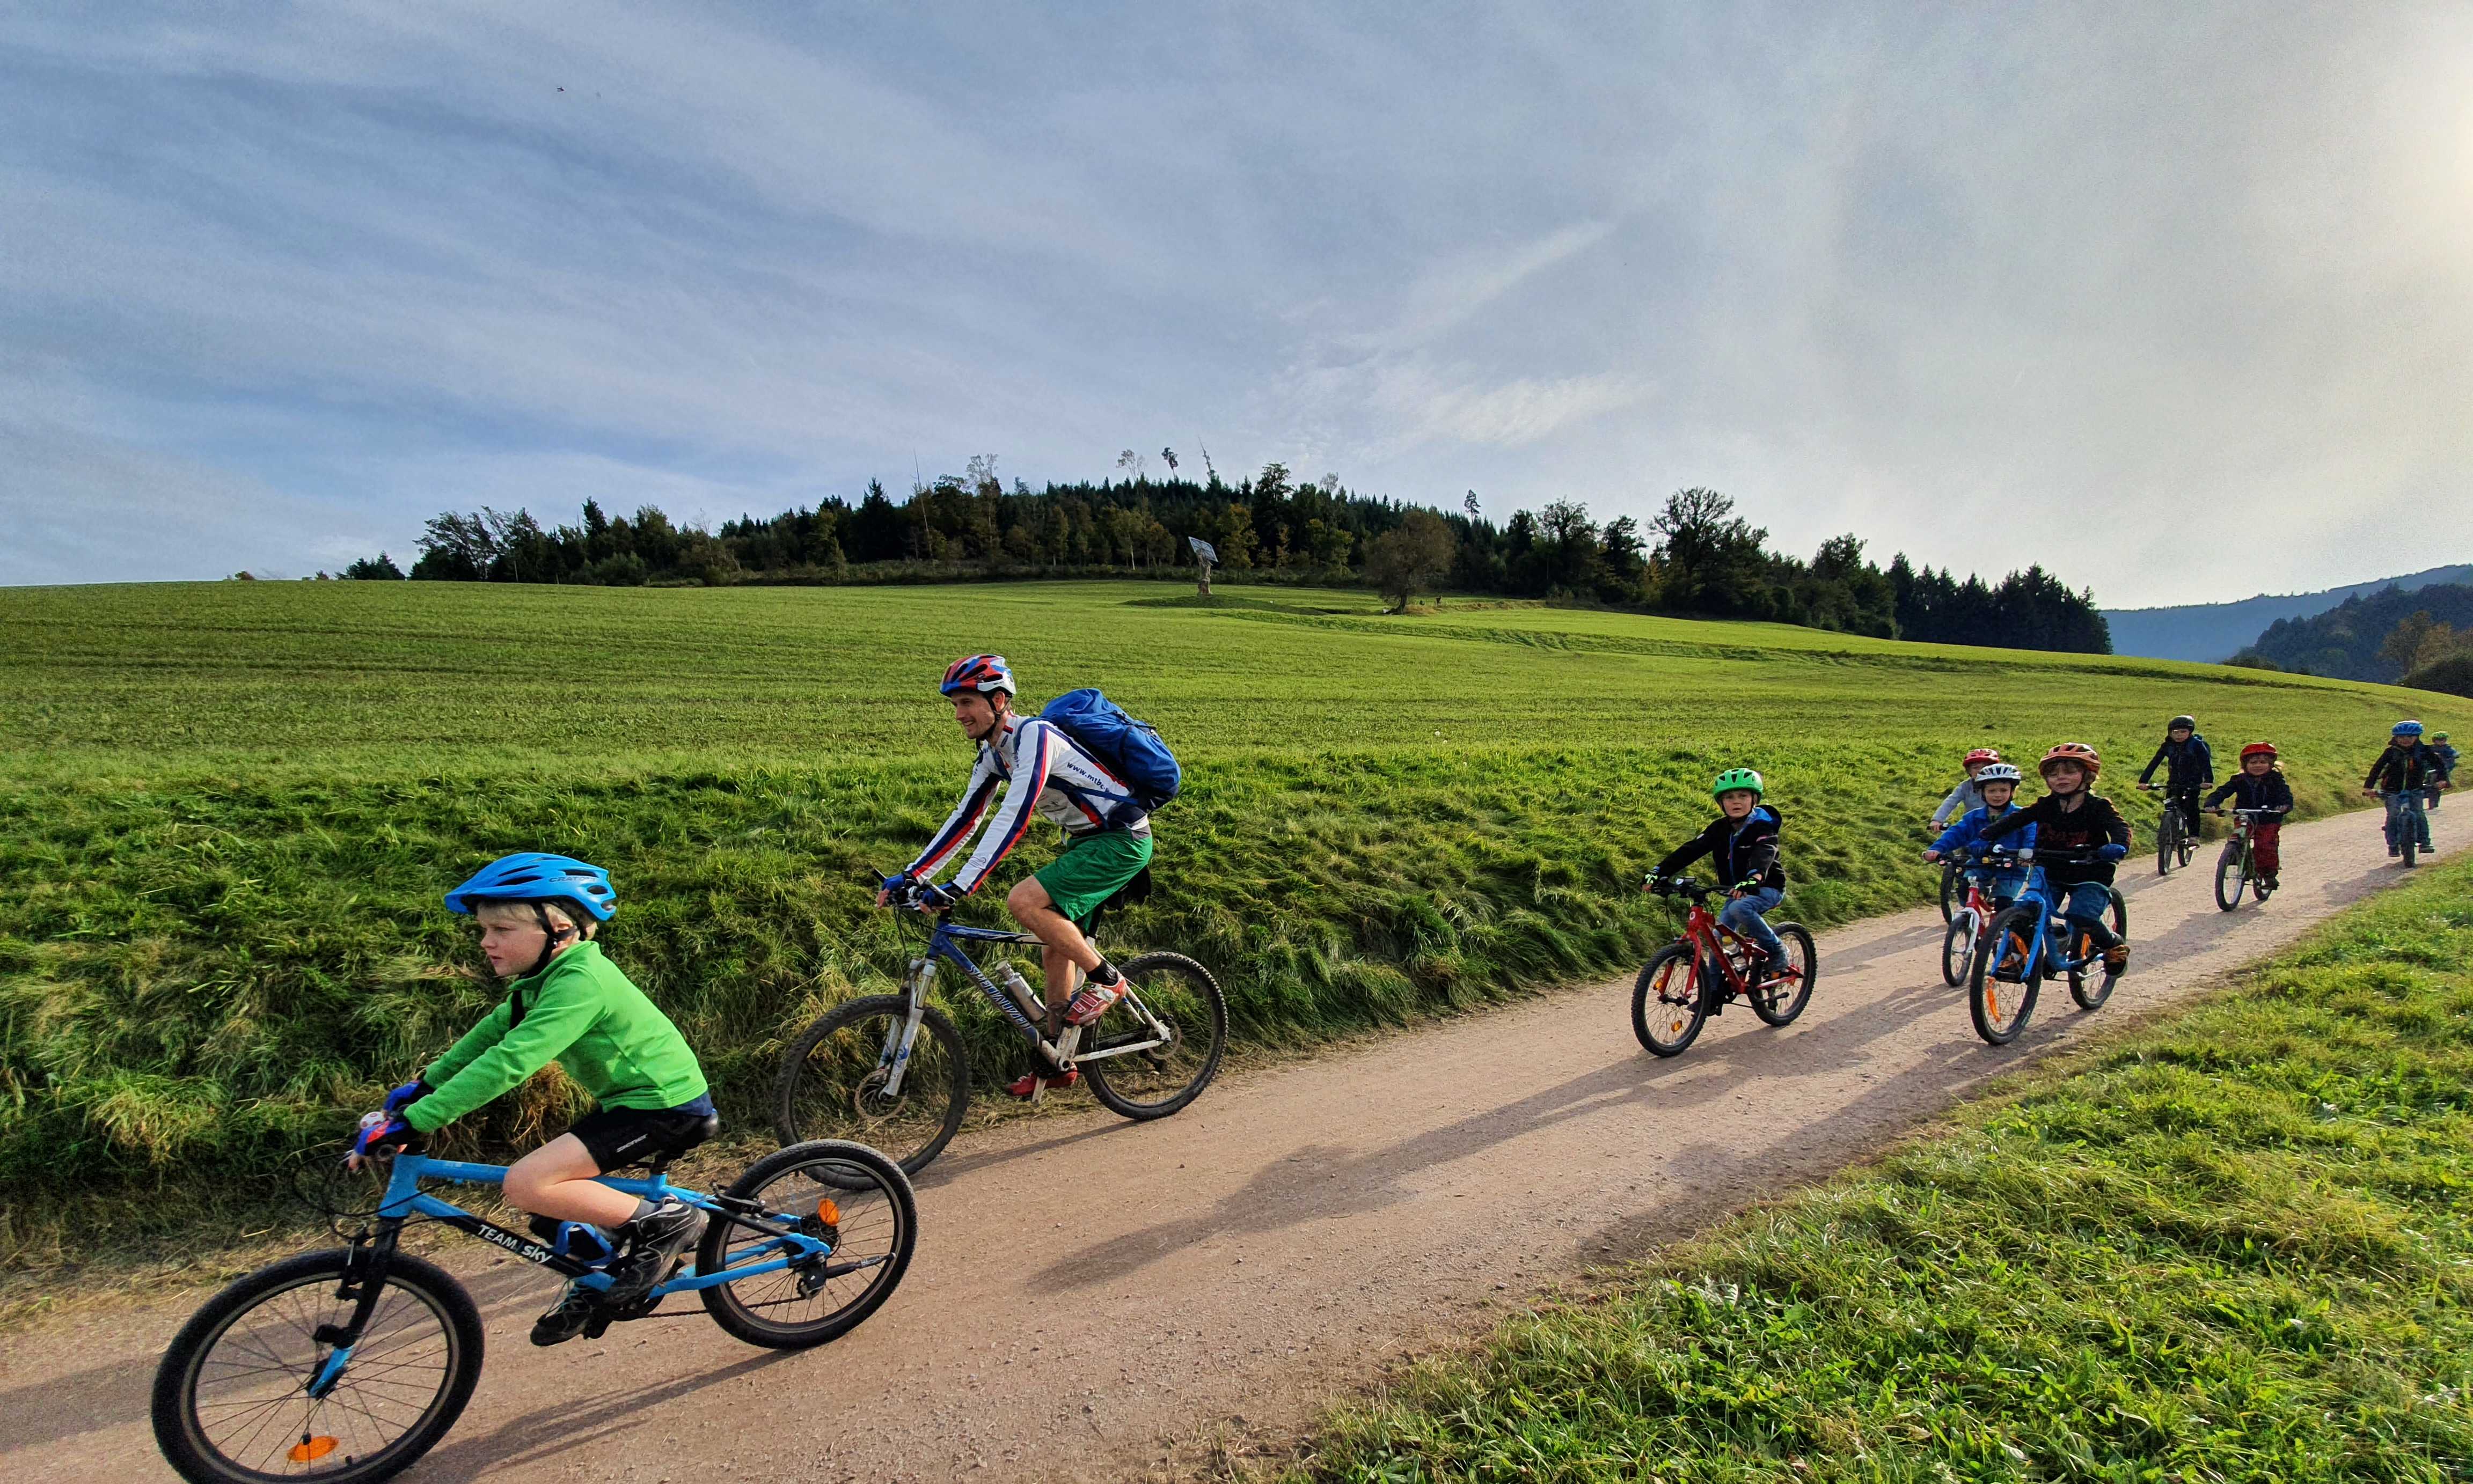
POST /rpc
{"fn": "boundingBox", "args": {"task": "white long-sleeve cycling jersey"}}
[906,716,1150,895]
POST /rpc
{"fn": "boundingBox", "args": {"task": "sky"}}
[4,3,2470,607]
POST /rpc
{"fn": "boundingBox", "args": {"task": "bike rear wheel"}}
[698,1140,916,1349]
[1969,905,2042,1045]
[1077,952,1228,1119]
[2213,841,2248,912]
[1941,912,1979,988]
[2065,887,2126,1010]
[774,995,969,1176]
[1748,923,1816,1026]
[153,1247,481,1484]
[1631,945,1707,1056]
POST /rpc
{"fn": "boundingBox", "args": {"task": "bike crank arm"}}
[1071,1034,1169,1063]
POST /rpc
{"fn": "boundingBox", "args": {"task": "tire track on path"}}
[1,809,2448,1483]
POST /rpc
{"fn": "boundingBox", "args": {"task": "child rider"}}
[1930,748,2003,829]
[2364,719,2447,856]
[1650,768,1789,979]
[1923,761,2034,912]
[348,853,716,1347]
[2204,743,2293,890]
[1979,743,2134,975]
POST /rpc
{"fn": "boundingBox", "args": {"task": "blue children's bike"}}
[151,1123,914,1484]
[775,874,1226,1174]
[1966,846,2129,1045]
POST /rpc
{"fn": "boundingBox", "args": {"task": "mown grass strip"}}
[1290,856,2473,1483]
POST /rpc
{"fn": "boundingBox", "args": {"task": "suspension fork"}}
[873,957,936,1098]
[308,1222,403,1397]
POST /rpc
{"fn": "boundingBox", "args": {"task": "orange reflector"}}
[289,1437,339,1463]
[816,1198,842,1225]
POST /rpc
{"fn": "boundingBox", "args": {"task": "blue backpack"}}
[1041,688,1182,811]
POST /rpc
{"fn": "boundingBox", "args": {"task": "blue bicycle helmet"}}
[444,853,617,920]
[2395,719,2425,738]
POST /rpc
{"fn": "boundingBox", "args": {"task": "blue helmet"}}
[2394,719,2425,738]
[444,853,617,921]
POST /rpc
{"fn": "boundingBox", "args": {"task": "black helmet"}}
[2169,715,2196,731]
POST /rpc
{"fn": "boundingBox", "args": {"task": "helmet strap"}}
[526,902,577,977]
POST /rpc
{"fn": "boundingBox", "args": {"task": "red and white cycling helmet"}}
[1963,747,2001,767]
[2038,741,2102,778]
[2240,741,2278,762]
[940,653,1015,697]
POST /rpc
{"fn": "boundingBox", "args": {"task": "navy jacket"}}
[2139,733,2214,791]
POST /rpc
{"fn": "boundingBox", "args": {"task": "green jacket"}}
[404,942,707,1134]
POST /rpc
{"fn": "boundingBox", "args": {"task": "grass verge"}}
[1286,855,2473,1483]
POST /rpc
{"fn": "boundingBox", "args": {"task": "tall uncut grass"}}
[1292,855,2473,1483]
[2,580,2462,1258]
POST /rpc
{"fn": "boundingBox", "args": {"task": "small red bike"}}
[1632,876,1819,1056]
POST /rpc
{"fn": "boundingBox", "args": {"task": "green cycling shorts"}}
[1034,829,1153,927]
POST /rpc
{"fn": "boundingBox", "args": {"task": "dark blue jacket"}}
[2139,733,2214,791]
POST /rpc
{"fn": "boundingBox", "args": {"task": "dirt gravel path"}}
[2,810,2449,1483]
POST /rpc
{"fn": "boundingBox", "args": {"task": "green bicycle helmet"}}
[1710,767,1765,800]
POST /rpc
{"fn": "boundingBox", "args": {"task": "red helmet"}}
[1963,748,2001,767]
[939,653,1015,697]
[2038,741,2102,778]
[2240,741,2278,761]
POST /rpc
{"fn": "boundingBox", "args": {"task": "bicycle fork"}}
[872,958,939,1099]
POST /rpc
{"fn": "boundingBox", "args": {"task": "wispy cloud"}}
[4,2,2470,601]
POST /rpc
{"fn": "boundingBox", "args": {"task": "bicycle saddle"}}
[628,1113,722,1173]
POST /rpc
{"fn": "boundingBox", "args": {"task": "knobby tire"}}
[2213,841,2247,912]
[1941,912,1979,989]
[774,995,969,1176]
[1748,923,1817,1026]
[698,1140,916,1349]
[1969,905,2042,1045]
[1631,945,1707,1057]
[1079,952,1228,1120]
[153,1247,482,1484]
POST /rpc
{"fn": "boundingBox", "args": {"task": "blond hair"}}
[473,898,599,940]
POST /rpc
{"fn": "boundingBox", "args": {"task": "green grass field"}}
[2,579,2463,1261]
[1287,853,2473,1484]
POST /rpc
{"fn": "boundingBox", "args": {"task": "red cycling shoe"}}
[1006,1069,1079,1099]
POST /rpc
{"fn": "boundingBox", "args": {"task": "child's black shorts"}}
[566,1104,717,1172]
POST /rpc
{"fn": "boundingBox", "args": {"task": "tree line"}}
[338,455,2110,653]
[2231,582,2473,689]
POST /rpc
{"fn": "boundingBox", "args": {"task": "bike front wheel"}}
[1969,905,2042,1045]
[1937,857,1958,923]
[1080,952,1227,1120]
[1631,945,1708,1056]
[698,1139,917,1349]
[152,1247,482,1484]
[1748,923,1817,1026]
[774,995,969,1176]
[1941,912,1979,988]
[2213,842,2248,912]
[2155,811,2179,876]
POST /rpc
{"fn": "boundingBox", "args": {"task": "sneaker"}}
[2390,844,2403,858]
[1005,1068,1079,1099]
[2102,943,2130,974]
[1063,976,1124,1026]
[530,1282,601,1347]
[602,1198,702,1309]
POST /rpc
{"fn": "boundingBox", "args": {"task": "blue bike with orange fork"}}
[151,1133,914,1484]
[1967,847,2128,1045]
[774,875,1226,1174]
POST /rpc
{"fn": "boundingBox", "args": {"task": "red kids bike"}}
[1631,876,1818,1056]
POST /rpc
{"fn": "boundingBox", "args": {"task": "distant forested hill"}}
[2239,583,2473,681]
[2104,563,2472,662]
